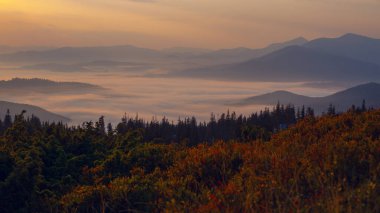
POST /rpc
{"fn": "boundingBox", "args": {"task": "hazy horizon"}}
[1,0,380,49]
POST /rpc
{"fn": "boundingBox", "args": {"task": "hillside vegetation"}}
[0,109,379,212]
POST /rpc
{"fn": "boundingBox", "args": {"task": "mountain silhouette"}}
[0,38,308,66]
[0,78,105,94]
[0,100,70,123]
[19,61,150,72]
[193,37,308,64]
[174,45,380,82]
[305,33,380,65]
[3,33,380,83]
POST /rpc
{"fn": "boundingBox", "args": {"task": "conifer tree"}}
[3,109,12,130]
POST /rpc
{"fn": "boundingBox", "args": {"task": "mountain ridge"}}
[304,33,380,65]
[173,45,380,82]
[0,37,309,66]
[0,100,70,123]
[236,82,380,113]
[0,78,106,94]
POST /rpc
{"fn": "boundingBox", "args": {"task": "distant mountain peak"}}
[346,82,380,90]
[340,33,372,40]
[269,90,298,95]
[360,82,380,86]
[303,33,380,66]
[245,90,309,100]
[290,37,308,43]
[265,37,308,49]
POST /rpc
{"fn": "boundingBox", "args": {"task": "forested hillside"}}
[0,107,379,212]
[238,82,380,114]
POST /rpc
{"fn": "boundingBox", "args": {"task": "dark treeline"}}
[1,101,370,146]
[112,101,369,145]
[112,103,315,145]
[0,104,307,145]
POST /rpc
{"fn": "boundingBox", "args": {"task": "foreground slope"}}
[0,107,379,212]
[158,110,380,212]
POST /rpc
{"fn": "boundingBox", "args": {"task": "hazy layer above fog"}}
[1,0,380,49]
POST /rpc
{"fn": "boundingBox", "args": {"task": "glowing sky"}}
[0,0,380,48]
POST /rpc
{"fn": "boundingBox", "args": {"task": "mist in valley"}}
[0,67,341,125]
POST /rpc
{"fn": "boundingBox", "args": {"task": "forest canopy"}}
[0,105,379,212]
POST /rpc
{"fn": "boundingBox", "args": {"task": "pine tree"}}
[301,105,305,118]
[306,107,315,117]
[327,104,336,115]
[361,99,367,112]
[107,123,113,136]
[96,116,106,135]
[3,109,12,130]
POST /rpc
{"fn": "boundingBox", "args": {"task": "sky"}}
[0,0,380,49]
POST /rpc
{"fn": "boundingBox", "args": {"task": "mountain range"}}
[235,82,380,114]
[2,33,380,83]
[19,61,151,72]
[189,37,308,65]
[173,33,380,82]
[304,33,380,66]
[174,44,380,82]
[0,37,307,65]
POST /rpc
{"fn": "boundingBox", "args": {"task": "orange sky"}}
[0,0,379,49]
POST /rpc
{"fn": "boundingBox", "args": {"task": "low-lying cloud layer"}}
[0,69,340,125]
